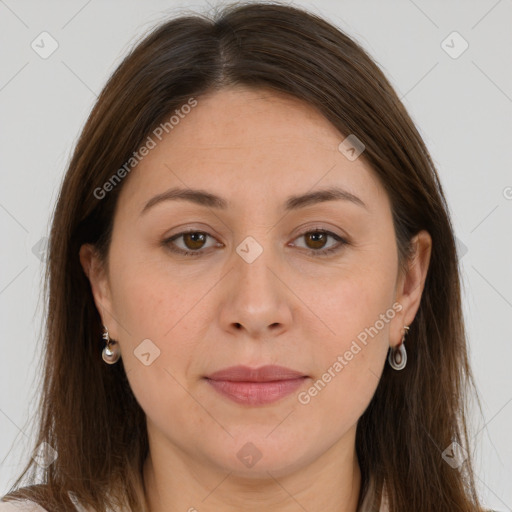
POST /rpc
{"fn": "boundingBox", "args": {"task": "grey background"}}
[1,0,511,510]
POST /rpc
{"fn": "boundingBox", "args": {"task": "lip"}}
[205,365,307,382]
[204,365,309,406]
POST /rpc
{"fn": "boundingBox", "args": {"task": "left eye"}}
[163,229,348,257]
[290,229,348,255]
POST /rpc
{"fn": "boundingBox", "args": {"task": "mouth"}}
[204,365,309,406]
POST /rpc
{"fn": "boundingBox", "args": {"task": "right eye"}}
[162,230,221,257]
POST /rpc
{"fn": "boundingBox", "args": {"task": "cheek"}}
[107,250,206,383]
[298,259,396,416]
[112,273,202,428]
[108,240,183,339]
[297,292,392,439]
[311,261,397,352]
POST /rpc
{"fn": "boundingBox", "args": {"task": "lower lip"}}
[205,377,308,406]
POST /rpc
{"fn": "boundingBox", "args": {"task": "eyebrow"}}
[140,186,367,216]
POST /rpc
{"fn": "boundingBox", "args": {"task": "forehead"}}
[116,86,387,217]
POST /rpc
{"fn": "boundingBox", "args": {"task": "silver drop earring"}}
[101,325,121,364]
[388,325,409,370]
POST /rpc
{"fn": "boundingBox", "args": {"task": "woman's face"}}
[81,86,430,480]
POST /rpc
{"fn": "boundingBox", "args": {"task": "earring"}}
[102,325,121,364]
[388,325,409,370]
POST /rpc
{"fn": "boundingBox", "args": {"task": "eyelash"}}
[162,228,349,258]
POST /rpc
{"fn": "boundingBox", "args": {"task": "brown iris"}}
[304,231,328,250]
[182,232,207,250]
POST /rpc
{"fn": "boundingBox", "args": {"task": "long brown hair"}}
[2,2,485,511]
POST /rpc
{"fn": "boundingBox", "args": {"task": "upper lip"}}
[205,365,307,382]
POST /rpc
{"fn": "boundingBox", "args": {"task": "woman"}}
[0,2,496,511]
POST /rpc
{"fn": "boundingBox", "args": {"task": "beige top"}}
[0,481,388,512]
[0,493,498,512]
[0,484,498,512]
[0,498,90,512]
[0,502,48,512]
[0,500,387,512]
[0,485,388,512]
[0,488,390,512]
[0,493,388,512]
[0,492,91,512]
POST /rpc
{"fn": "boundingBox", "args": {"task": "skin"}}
[80,85,431,512]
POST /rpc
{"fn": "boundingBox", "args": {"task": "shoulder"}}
[0,500,49,511]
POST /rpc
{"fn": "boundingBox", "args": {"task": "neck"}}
[142,427,362,512]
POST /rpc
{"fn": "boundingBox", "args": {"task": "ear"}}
[391,230,432,347]
[79,243,119,340]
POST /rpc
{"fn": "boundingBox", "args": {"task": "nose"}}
[218,247,293,339]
